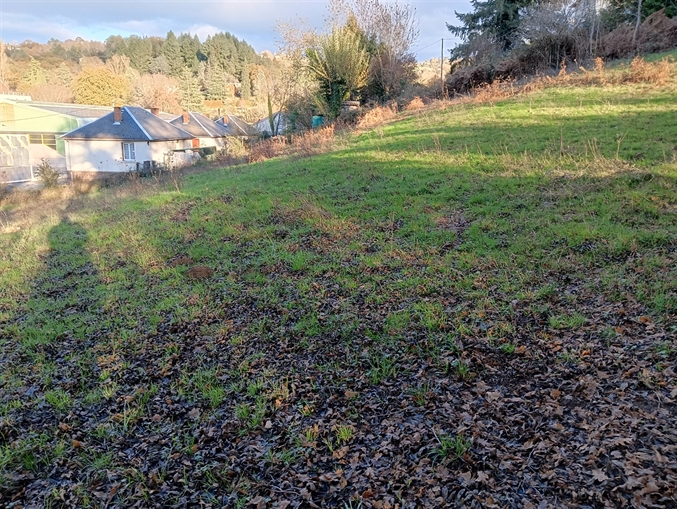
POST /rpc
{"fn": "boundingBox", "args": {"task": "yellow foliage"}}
[74,67,131,106]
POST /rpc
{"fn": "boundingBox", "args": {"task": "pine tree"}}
[19,57,48,93]
[126,36,153,73]
[179,67,204,111]
[163,31,182,76]
[205,61,225,100]
[240,58,251,100]
[55,63,73,88]
[178,33,201,71]
[447,0,536,53]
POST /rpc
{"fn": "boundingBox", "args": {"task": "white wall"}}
[65,139,192,173]
[197,137,226,149]
[66,140,137,173]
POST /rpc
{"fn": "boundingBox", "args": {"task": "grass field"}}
[1,60,676,508]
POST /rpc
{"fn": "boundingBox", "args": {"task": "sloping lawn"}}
[1,76,676,508]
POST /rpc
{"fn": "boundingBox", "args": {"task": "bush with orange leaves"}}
[249,136,288,163]
[292,125,336,157]
[403,96,425,111]
[357,103,397,129]
[628,56,675,85]
[555,56,675,87]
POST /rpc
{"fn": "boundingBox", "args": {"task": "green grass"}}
[1,69,676,506]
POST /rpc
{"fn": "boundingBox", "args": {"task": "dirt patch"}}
[185,265,214,280]
[172,202,195,223]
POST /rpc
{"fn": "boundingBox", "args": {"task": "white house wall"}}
[197,137,226,149]
[65,139,193,173]
[66,140,136,173]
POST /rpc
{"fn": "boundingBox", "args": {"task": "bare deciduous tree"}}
[106,54,131,76]
[131,74,182,114]
[29,83,74,103]
[519,0,596,66]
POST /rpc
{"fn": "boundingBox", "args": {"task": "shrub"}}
[357,103,397,129]
[601,9,677,59]
[628,56,675,85]
[403,96,425,111]
[249,136,288,163]
[35,158,61,188]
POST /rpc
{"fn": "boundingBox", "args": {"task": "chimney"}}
[113,106,122,123]
[182,111,190,124]
[222,114,229,125]
[150,107,160,116]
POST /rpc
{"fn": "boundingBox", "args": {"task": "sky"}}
[0,0,472,61]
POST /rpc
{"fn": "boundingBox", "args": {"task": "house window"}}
[122,142,135,161]
[28,133,57,151]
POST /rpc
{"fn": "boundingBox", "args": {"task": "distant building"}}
[0,96,110,183]
[215,114,260,138]
[62,106,194,177]
[254,112,290,137]
[169,112,229,150]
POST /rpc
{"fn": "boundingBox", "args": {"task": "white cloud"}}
[0,0,471,59]
[187,24,222,42]
[0,12,80,43]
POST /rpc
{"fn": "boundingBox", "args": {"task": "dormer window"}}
[122,142,135,161]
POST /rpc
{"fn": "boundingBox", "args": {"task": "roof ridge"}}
[190,112,214,137]
[124,106,152,141]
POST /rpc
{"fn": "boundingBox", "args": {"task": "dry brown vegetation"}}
[602,9,677,60]
[447,56,676,108]
[249,125,338,163]
[357,103,398,129]
[403,96,425,111]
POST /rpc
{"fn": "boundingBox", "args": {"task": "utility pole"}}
[633,0,643,42]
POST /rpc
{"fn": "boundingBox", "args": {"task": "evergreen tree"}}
[205,61,225,100]
[20,57,47,92]
[126,36,153,73]
[163,31,182,76]
[240,58,251,99]
[149,55,171,75]
[55,63,73,88]
[178,33,201,71]
[447,0,537,53]
[179,66,204,111]
[105,35,127,57]
[50,43,67,59]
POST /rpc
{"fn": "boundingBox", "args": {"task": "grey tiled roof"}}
[158,112,178,121]
[169,112,229,138]
[28,102,112,119]
[216,115,260,137]
[62,106,194,141]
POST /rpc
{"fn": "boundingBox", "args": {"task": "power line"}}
[412,38,454,55]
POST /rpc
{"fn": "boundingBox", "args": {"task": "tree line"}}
[0,31,269,116]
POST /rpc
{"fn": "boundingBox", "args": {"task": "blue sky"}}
[0,0,471,61]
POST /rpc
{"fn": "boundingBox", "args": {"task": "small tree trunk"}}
[589,0,596,56]
[633,0,643,43]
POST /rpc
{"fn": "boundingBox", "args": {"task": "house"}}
[169,111,229,150]
[215,114,260,138]
[61,106,195,176]
[254,112,291,137]
[0,96,110,182]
